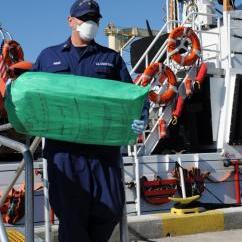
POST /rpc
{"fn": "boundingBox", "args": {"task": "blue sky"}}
[1,0,242,62]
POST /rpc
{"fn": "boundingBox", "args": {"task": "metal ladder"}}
[129,11,222,156]
[118,5,223,226]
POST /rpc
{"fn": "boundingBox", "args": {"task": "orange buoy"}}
[195,62,207,89]
[172,96,184,125]
[159,119,167,138]
[141,62,177,104]
[167,26,201,66]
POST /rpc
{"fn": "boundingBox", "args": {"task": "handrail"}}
[132,9,223,156]
[0,135,34,242]
[130,20,179,75]
[0,213,8,242]
[130,10,222,78]
[0,137,41,207]
[0,25,12,41]
[120,36,136,57]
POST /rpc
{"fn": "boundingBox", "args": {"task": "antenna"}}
[145,20,153,37]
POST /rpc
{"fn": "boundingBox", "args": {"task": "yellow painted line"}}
[161,210,224,237]
[6,228,25,242]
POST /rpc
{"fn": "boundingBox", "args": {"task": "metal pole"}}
[0,135,34,242]
[0,137,41,207]
[0,25,12,40]
[228,12,232,68]
[178,157,186,198]
[119,161,129,242]
[0,212,9,242]
[217,16,221,68]
[43,157,52,242]
[145,55,148,68]
[134,145,141,215]
[23,150,34,242]
[120,36,136,57]
[166,0,170,32]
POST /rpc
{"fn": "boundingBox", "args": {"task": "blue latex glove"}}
[131,119,145,135]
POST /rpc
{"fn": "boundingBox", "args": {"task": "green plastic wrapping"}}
[5,72,149,146]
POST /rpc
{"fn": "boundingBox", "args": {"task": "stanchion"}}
[120,161,129,242]
[0,135,34,242]
[0,212,9,242]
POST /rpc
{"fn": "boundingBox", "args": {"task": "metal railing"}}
[124,10,223,218]
[0,132,34,242]
[0,24,12,41]
[130,11,222,78]
[0,124,42,242]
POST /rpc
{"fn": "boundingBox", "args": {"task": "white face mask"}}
[76,20,98,41]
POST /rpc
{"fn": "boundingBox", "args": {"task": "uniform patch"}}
[53,61,61,65]
[96,62,114,67]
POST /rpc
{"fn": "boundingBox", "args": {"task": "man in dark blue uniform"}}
[32,1,148,241]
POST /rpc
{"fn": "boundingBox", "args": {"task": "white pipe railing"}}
[0,137,41,207]
[217,14,221,69]
[120,36,136,57]
[134,145,141,215]
[151,39,168,64]
[130,11,221,78]
[0,212,9,242]
[228,12,232,68]
[130,20,179,75]
[43,157,52,242]
[0,25,12,40]
[129,8,223,216]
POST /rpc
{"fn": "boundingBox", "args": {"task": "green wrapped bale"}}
[5,72,149,146]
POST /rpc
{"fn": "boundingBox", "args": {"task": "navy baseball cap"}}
[70,0,102,18]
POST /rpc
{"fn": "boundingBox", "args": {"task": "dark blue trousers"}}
[45,144,125,242]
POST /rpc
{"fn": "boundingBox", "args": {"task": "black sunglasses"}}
[76,14,100,23]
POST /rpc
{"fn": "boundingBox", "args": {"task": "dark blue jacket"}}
[32,38,132,82]
[32,38,148,155]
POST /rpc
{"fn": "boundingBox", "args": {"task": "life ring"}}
[141,62,177,104]
[2,40,24,67]
[167,26,201,66]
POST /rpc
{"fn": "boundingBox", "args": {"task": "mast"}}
[167,0,179,32]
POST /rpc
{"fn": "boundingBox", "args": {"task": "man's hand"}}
[131,120,145,135]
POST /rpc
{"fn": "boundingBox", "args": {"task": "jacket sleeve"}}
[116,54,150,123]
[115,54,132,83]
[31,49,49,72]
[31,54,42,72]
